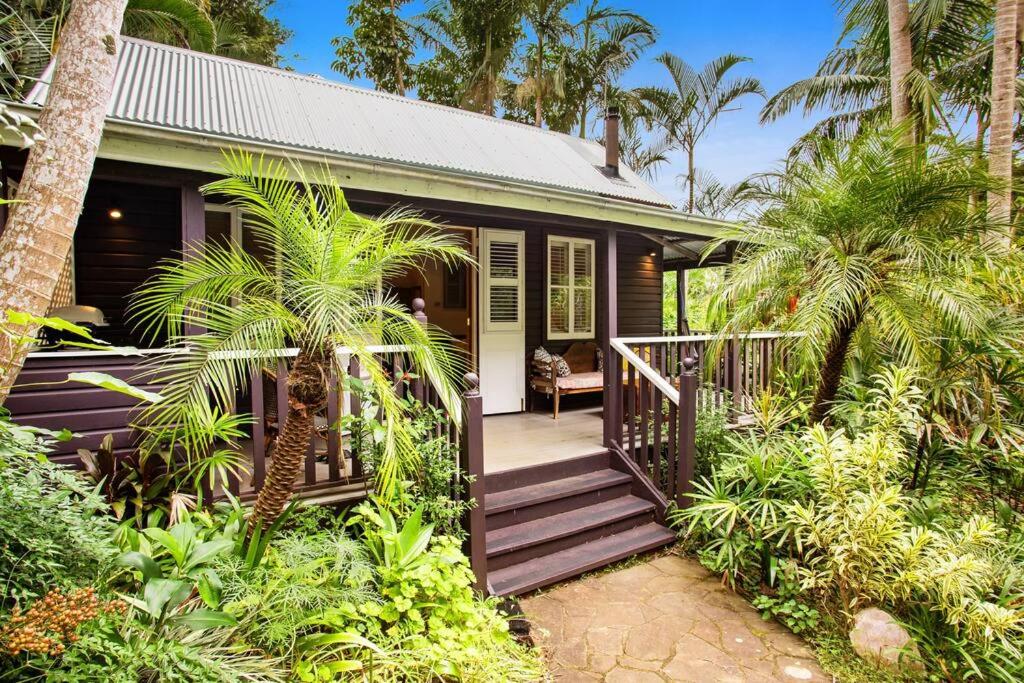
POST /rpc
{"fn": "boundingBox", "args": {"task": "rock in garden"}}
[849,608,923,673]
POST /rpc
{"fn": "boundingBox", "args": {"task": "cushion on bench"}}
[555,371,604,390]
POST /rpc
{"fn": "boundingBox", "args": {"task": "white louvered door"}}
[478,229,525,415]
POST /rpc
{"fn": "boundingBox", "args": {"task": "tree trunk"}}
[535,35,544,127]
[988,0,1020,239]
[969,110,987,212]
[886,0,913,136]
[687,147,696,213]
[809,311,862,423]
[251,351,329,525]
[0,0,128,403]
[390,0,404,96]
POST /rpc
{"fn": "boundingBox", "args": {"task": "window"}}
[547,236,594,339]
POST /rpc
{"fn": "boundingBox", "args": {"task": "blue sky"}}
[267,1,841,207]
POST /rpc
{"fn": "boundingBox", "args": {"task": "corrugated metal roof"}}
[26,38,674,207]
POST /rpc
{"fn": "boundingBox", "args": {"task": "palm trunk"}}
[0,0,128,403]
[687,147,695,213]
[251,350,329,525]
[809,311,862,423]
[887,0,913,138]
[535,35,544,127]
[988,0,1020,239]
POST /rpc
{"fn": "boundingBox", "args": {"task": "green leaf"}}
[185,539,233,572]
[142,527,185,567]
[197,571,223,609]
[143,578,192,619]
[116,551,163,581]
[67,372,165,403]
[168,608,237,631]
[6,310,95,339]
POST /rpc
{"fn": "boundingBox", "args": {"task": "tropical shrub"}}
[295,500,544,682]
[346,383,473,538]
[0,413,118,609]
[677,366,1024,680]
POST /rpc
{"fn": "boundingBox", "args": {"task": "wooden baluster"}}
[639,368,650,475]
[609,346,624,447]
[250,366,266,493]
[276,357,288,433]
[676,357,698,508]
[227,391,240,497]
[626,362,636,458]
[728,335,740,415]
[667,402,678,501]
[348,356,363,479]
[327,369,340,481]
[652,346,663,492]
[460,373,486,592]
[304,437,317,486]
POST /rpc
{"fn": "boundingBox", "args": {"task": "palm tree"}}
[761,0,992,147]
[413,0,524,116]
[710,128,1009,423]
[688,169,755,219]
[0,0,129,403]
[637,52,764,213]
[517,0,573,127]
[987,0,1019,232]
[572,1,654,138]
[130,152,470,524]
[887,0,913,131]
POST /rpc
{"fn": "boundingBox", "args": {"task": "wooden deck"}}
[483,406,605,473]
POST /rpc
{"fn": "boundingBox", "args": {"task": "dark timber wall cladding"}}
[5,354,157,464]
[524,228,663,355]
[74,180,181,347]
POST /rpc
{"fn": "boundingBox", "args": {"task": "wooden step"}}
[485,452,609,493]
[486,496,655,570]
[488,522,677,596]
[484,469,633,530]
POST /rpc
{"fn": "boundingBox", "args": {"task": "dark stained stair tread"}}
[484,469,632,515]
[488,523,677,596]
[486,495,655,557]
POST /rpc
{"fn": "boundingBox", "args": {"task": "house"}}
[0,38,778,595]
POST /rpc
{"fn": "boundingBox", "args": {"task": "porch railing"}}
[606,332,794,511]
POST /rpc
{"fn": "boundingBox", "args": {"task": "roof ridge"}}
[117,36,603,145]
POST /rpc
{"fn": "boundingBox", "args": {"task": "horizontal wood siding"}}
[617,232,663,336]
[6,354,155,464]
[73,180,181,347]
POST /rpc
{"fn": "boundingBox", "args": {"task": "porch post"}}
[675,268,688,335]
[181,183,205,337]
[602,230,619,447]
[460,372,487,592]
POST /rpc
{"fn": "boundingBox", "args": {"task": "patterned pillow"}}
[551,354,572,377]
[534,346,552,364]
[596,347,603,372]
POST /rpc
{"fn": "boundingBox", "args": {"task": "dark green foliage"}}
[209,0,290,66]
[331,0,416,94]
[0,412,118,609]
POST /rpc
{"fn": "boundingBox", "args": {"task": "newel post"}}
[460,372,487,591]
[675,357,698,508]
[411,298,427,401]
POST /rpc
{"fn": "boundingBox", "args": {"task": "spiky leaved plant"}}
[709,127,1011,422]
[131,151,471,524]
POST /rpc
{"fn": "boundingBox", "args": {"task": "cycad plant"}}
[711,127,1011,422]
[131,152,471,524]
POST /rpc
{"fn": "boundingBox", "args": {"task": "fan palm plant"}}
[710,127,1012,423]
[635,52,765,213]
[130,152,472,525]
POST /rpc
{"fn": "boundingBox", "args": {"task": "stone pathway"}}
[521,554,831,682]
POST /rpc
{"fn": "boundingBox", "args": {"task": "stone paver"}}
[522,554,831,682]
